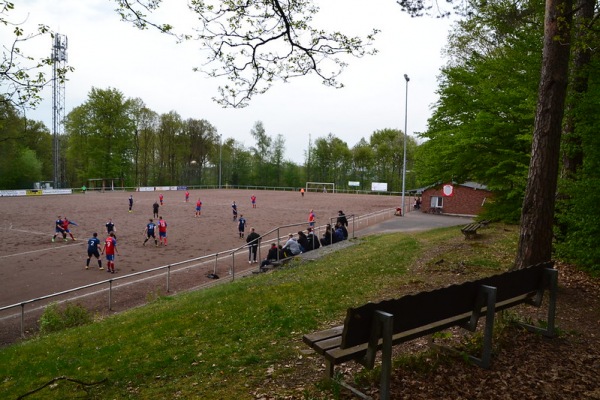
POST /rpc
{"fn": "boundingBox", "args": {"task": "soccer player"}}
[159,193,164,206]
[128,195,134,213]
[51,216,64,242]
[85,232,103,270]
[232,201,238,222]
[101,232,119,274]
[153,201,160,218]
[195,199,202,217]
[143,218,158,247]
[62,216,77,241]
[251,194,257,208]
[185,190,190,202]
[238,214,246,238]
[105,218,116,238]
[158,216,168,246]
[308,209,316,228]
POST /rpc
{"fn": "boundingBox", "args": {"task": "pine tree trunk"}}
[515,0,573,269]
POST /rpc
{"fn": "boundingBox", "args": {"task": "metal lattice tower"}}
[52,34,68,188]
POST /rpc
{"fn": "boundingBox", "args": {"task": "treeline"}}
[0,89,418,192]
[414,0,600,271]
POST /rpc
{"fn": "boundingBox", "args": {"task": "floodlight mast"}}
[401,74,409,216]
[52,34,68,189]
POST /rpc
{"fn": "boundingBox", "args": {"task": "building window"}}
[430,196,443,208]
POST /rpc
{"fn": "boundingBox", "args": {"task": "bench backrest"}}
[341,262,553,349]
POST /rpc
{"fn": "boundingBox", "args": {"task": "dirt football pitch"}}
[0,189,401,344]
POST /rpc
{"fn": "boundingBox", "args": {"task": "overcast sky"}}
[13,0,453,164]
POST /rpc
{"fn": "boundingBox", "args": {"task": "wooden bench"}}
[461,220,489,239]
[302,262,557,400]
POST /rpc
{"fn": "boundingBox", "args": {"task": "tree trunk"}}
[561,0,594,178]
[515,0,573,269]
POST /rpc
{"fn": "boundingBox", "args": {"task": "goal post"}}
[306,182,335,193]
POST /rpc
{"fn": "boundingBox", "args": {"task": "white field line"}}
[0,224,84,258]
[0,242,84,259]
[3,227,49,236]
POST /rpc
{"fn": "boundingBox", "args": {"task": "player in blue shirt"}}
[85,232,103,270]
[232,201,238,222]
[238,214,246,238]
[51,216,64,242]
[143,219,158,247]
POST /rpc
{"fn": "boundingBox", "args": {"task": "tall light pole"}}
[401,74,409,216]
[218,135,222,189]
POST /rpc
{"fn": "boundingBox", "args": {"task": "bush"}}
[39,302,92,334]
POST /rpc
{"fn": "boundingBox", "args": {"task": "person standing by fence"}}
[246,227,260,264]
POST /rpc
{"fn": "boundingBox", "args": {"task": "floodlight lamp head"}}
[404,74,410,82]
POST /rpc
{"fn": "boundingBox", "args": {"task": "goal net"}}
[306,182,335,193]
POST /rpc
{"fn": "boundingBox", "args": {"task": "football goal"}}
[306,182,335,193]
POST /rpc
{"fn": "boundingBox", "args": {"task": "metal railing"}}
[0,207,397,340]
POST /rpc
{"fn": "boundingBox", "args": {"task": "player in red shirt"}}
[308,209,316,228]
[159,193,164,206]
[62,216,77,241]
[195,199,202,217]
[251,195,257,208]
[158,216,168,246]
[185,190,190,202]
[101,232,119,273]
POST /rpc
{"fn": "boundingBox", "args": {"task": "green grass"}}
[0,224,517,399]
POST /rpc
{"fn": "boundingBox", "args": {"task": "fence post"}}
[108,280,113,311]
[214,253,219,275]
[20,303,25,338]
[231,251,235,281]
[167,264,171,293]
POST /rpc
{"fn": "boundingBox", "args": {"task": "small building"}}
[420,182,492,217]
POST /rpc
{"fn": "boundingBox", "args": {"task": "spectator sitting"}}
[333,223,345,243]
[283,233,302,257]
[297,231,309,253]
[305,227,321,251]
[337,220,348,239]
[260,243,283,271]
[320,224,333,247]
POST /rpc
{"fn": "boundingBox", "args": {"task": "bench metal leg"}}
[454,285,497,369]
[521,268,558,337]
[365,310,394,400]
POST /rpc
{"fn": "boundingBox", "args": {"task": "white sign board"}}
[371,182,388,192]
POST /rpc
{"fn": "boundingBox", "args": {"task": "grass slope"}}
[0,224,518,399]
